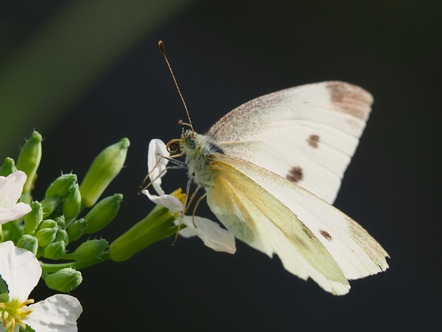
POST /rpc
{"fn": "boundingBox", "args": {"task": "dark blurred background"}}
[1,0,441,331]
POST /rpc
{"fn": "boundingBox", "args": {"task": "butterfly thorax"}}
[180,130,224,188]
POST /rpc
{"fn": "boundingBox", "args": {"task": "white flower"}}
[0,241,82,332]
[0,171,32,224]
[143,139,236,254]
[178,216,236,254]
[147,138,170,196]
[142,139,183,212]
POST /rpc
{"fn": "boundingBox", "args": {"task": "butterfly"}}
[145,79,389,296]
[146,41,389,296]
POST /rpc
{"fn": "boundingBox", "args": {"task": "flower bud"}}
[84,194,122,234]
[41,196,61,218]
[35,228,57,247]
[45,174,77,200]
[38,219,57,229]
[80,138,130,207]
[67,218,88,242]
[45,268,82,293]
[0,157,17,176]
[44,241,66,260]
[16,235,39,255]
[110,205,175,262]
[72,239,108,262]
[56,229,69,245]
[55,215,66,228]
[16,131,42,195]
[63,184,81,223]
[24,201,43,234]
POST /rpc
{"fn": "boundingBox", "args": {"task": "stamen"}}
[9,316,15,332]
[19,299,34,307]
[0,298,34,332]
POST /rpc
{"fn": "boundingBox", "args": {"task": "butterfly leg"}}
[192,193,208,228]
[139,152,186,191]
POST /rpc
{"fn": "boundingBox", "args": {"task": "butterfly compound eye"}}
[166,140,181,154]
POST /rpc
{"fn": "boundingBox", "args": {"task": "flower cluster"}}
[1,132,237,331]
[0,132,131,331]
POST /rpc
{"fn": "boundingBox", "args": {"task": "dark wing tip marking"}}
[307,134,320,148]
[287,166,303,183]
[326,81,373,121]
[319,230,333,241]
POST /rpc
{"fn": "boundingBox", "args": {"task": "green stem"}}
[40,251,110,273]
[41,270,49,280]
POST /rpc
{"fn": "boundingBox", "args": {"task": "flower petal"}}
[147,139,169,195]
[174,221,196,238]
[141,189,184,213]
[181,216,236,254]
[24,294,82,332]
[0,203,32,224]
[0,171,27,208]
[0,171,31,223]
[0,241,41,302]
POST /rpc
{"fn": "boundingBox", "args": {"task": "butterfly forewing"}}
[207,81,373,204]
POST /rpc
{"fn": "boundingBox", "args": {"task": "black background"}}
[1,1,441,331]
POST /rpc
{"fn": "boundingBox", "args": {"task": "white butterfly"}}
[145,81,389,295]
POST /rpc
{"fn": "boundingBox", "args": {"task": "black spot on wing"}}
[320,230,333,241]
[287,166,303,183]
[307,134,320,148]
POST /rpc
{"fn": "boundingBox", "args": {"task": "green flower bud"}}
[44,241,66,260]
[35,228,57,247]
[0,157,17,176]
[17,235,39,255]
[56,229,69,245]
[24,201,43,234]
[41,196,61,218]
[84,194,122,234]
[67,218,88,242]
[72,239,108,262]
[45,174,77,199]
[80,138,130,207]
[38,219,57,229]
[45,268,82,293]
[16,131,42,195]
[63,184,81,223]
[55,215,66,228]
[110,205,175,262]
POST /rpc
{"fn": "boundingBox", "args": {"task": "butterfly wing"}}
[206,153,389,295]
[207,81,373,204]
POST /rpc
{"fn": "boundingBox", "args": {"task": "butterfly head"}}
[165,129,200,155]
[181,129,200,151]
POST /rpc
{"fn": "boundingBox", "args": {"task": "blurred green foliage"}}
[0,0,194,158]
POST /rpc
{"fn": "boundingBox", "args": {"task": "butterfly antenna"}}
[158,41,194,133]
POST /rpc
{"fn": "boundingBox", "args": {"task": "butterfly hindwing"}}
[206,153,389,295]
